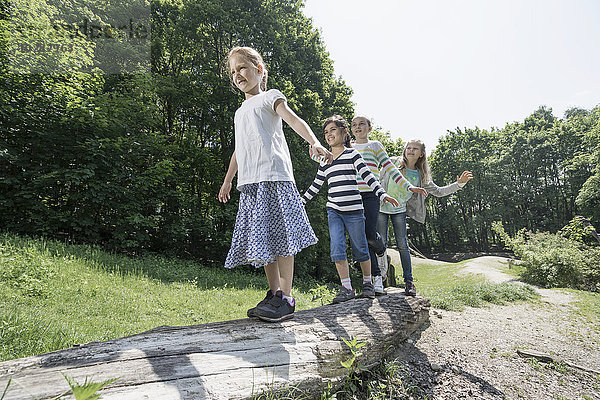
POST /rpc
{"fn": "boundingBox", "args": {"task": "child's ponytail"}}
[260,68,268,91]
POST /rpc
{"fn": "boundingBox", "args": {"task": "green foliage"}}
[308,284,335,306]
[62,374,119,400]
[3,0,599,269]
[1,379,10,400]
[576,173,600,225]
[340,337,368,372]
[416,105,600,254]
[368,126,404,157]
[332,358,429,400]
[492,222,600,292]
[559,216,600,246]
[251,384,311,400]
[0,0,353,277]
[339,337,369,394]
[319,382,335,400]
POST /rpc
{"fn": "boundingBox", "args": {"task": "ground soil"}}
[386,252,600,400]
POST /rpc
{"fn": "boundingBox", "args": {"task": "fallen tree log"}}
[0,288,430,400]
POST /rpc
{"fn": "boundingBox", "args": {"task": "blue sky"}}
[303,0,600,151]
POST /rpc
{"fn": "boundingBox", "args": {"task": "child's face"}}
[324,122,346,148]
[229,54,263,97]
[351,117,371,140]
[404,142,424,163]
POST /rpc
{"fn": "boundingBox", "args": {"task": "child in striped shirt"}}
[302,115,399,303]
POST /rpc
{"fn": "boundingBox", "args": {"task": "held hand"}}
[457,171,473,184]
[383,195,399,207]
[218,181,232,203]
[409,186,428,197]
[310,143,333,164]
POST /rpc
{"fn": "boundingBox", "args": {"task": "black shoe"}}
[247,290,274,318]
[332,286,356,304]
[405,281,417,297]
[361,282,376,299]
[255,290,295,322]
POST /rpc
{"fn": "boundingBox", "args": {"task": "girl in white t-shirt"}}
[218,46,331,323]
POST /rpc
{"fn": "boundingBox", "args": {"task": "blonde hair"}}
[351,115,372,128]
[398,140,431,183]
[227,46,268,91]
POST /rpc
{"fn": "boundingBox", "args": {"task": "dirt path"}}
[386,251,600,400]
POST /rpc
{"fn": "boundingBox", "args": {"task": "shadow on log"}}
[0,288,430,399]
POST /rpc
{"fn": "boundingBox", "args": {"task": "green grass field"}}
[0,233,544,362]
[410,258,538,311]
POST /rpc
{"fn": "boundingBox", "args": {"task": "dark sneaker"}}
[332,286,355,304]
[405,281,417,297]
[255,290,295,322]
[373,275,387,296]
[361,282,376,299]
[247,290,274,318]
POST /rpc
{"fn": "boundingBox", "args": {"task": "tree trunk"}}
[0,290,430,400]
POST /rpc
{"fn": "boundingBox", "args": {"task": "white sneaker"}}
[377,253,388,280]
[373,275,387,296]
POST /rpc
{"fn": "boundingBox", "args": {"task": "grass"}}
[570,289,600,334]
[478,256,600,334]
[0,233,331,361]
[3,233,598,400]
[1,232,542,363]
[409,259,538,311]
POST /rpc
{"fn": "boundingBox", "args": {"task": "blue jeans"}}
[327,209,370,263]
[377,212,413,283]
[361,192,385,276]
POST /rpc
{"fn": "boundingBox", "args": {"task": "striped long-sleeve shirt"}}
[302,148,387,212]
[352,140,413,193]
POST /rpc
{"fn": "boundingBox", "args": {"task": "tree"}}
[0,0,355,280]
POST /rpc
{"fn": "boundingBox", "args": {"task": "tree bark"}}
[0,289,430,400]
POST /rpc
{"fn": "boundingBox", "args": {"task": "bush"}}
[492,221,600,292]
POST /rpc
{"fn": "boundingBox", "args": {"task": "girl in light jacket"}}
[377,140,473,296]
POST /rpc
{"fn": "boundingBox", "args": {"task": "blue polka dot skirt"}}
[224,181,318,269]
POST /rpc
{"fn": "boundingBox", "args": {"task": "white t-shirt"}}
[234,89,295,189]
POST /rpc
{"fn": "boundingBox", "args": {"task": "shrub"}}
[492,221,600,292]
[559,216,600,247]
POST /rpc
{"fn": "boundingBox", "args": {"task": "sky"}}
[302,0,600,151]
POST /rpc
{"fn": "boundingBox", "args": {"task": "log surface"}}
[0,289,430,399]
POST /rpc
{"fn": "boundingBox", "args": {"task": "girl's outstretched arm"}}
[302,167,326,204]
[274,99,333,163]
[218,151,237,203]
[422,171,472,197]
